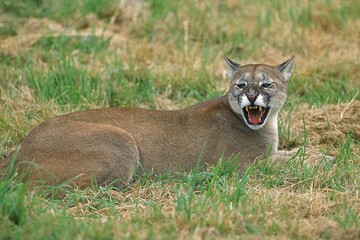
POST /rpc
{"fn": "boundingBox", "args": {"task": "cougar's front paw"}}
[305,154,335,166]
[286,148,300,155]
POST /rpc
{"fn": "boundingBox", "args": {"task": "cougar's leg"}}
[12,121,141,188]
[267,148,300,164]
[267,148,334,166]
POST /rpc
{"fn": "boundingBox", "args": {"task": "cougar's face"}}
[224,56,295,130]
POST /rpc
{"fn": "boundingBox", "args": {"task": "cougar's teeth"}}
[248,106,257,109]
[259,106,263,112]
[245,106,249,112]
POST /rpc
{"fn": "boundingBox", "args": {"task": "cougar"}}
[0,56,329,188]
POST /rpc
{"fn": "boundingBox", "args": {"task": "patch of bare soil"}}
[287,99,360,155]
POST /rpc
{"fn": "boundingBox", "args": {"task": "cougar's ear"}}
[276,55,295,82]
[224,56,241,80]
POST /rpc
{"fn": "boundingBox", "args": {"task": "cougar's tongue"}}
[248,108,263,125]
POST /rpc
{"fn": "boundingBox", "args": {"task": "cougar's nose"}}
[246,92,259,104]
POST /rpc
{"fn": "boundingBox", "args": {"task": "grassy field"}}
[0,0,359,239]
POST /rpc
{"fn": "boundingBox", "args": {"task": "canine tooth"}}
[246,106,249,111]
[259,106,263,111]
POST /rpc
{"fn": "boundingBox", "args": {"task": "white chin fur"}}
[246,122,266,130]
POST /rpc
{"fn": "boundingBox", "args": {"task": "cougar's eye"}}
[261,82,273,88]
[236,82,247,89]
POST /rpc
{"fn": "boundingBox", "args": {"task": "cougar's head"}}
[224,56,295,130]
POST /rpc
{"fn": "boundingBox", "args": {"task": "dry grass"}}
[281,99,360,155]
[43,175,359,239]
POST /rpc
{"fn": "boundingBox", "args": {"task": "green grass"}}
[0,0,359,239]
[1,144,358,238]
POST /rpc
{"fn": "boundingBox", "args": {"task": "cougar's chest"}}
[219,123,277,161]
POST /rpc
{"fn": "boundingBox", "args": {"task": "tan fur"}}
[1,56,326,188]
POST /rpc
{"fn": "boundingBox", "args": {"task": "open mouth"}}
[242,105,270,126]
